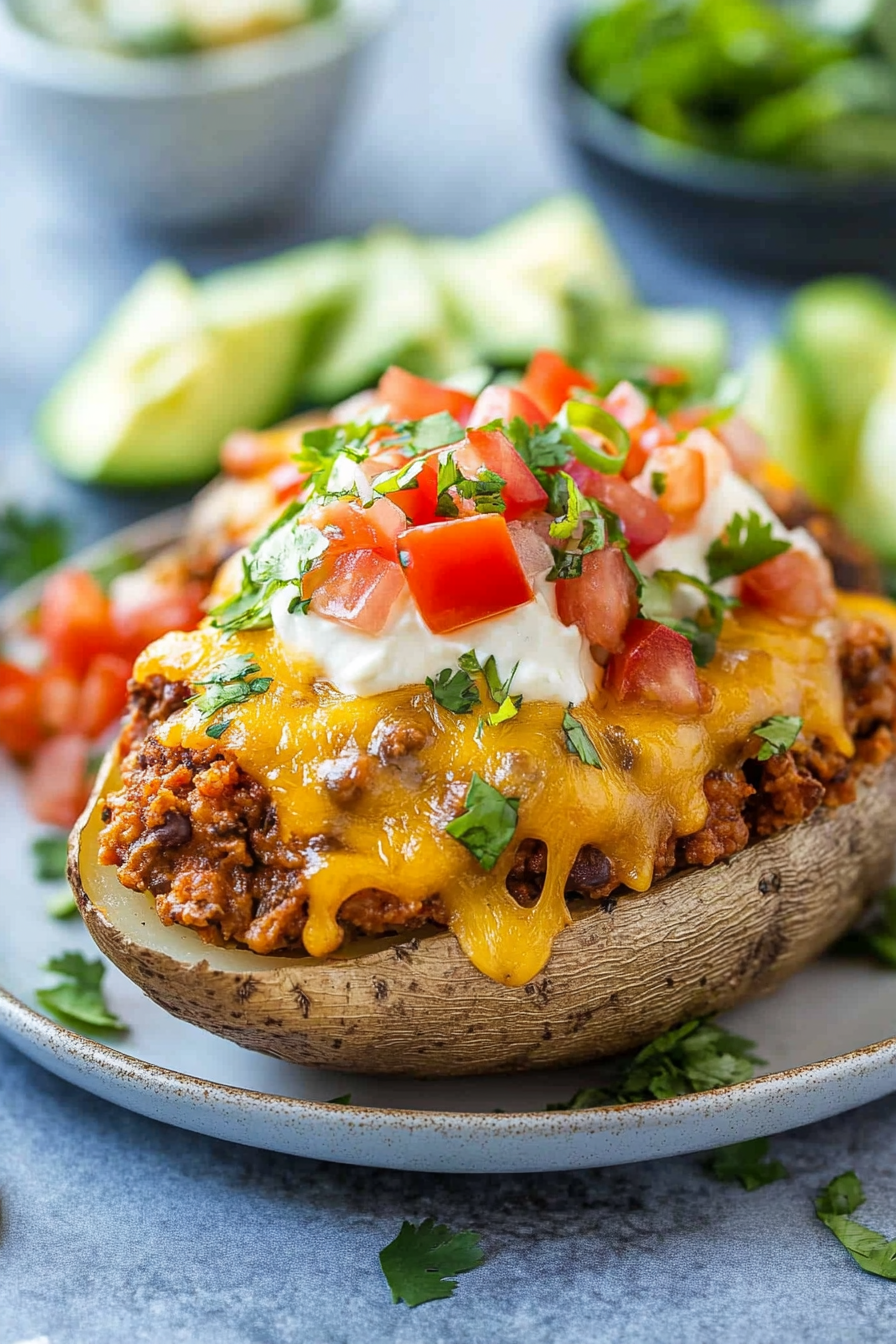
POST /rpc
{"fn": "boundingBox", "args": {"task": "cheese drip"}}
[134,609,854,986]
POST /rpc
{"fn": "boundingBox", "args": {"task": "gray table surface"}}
[2,1,896,1340]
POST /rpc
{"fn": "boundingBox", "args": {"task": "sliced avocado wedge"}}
[842,359,896,562]
[739,343,817,494]
[784,276,896,506]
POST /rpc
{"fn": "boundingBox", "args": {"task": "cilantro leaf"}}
[705,511,791,584]
[210,506,329,634]
[638,569,738,666]
[816,1173,896,1280]
[549,1017,762,1109]
[434,450,506,518]
[46,889,79,920]
[487,695,519,726]
[705,1138,788,1191]
[0,505,68,586]
[409,412,465,452]
[651,470,667,497]
[562,708,603,768]
[189,651,273,735]
[89,548,141,592]
[752,715,802,761]
[834,885,896,967]
[32,834,69,882]
[426,667,480,714]
[36,952,126,1032]
[379,1219,484,1307]
[445,773,519,871]
[506,418,569,472]
[459,652,522,713]
[370,457,425,500]
[548,472,589,540]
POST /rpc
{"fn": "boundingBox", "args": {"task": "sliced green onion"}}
[562,401,630,476]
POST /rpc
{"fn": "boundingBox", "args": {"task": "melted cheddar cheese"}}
[131,603,858,986]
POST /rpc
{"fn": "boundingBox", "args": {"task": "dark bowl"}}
[552,22,896,274]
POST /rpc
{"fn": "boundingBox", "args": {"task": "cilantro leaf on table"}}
[548,1018,762,1109]
[705,510,791,584]
[562,708,603,769]
[379,1219,484,1307]
[705,1138,788,1191]
[751,714,803,761]
[445,773,519,872]
[32,834,69,882]
[834,885,896,967]
[189,651,273,736]
[210,505,329,633]
[637,568,738,666]
[37,953,126,1032]
[426,667,480,714]
[816,1173,896,1280]
[0,505,68,586]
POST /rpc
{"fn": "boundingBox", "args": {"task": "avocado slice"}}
[738,343,817,494]
[784,276,896,506]
[842,357,896,562]
[38,243,357,486]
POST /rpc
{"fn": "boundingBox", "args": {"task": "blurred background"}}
[1,0,895,555]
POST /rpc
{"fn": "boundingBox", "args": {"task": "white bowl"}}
[0,0,397,228]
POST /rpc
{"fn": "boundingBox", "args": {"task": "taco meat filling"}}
[96,615,896,956]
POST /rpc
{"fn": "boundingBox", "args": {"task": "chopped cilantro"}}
[210,505,329,633]
[189,651,272,736]
[548,472,589,541]
[426,667,480,714]
[408,412,465,452]
[505,418,569,472]
[459,651,521,715]
[562,708,603,768]
[445,773,519,871]
[46,889,79,920]
[32,834,69,882]
[548,1018,762,1108]
[705,1138,788,1191]
[37,952,126,1032]
[434,450,506,518]
[651,470,667,497]
[379,1219,484,1307]
[370,457,425,500]
[295,421,373,491]
[0,505,68,586]
[834,886,896,967]
[816,1173,896,1280]
[637,568,738,666]
[487,695,519,726]
[752,714,802,761]
[705,510,791,584]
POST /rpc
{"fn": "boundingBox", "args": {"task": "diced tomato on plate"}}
[39,569,116,677]
[399,514,533,634]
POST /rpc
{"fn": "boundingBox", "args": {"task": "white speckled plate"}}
[2,510,896,1173]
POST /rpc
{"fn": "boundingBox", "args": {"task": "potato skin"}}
[69,752,896,1077]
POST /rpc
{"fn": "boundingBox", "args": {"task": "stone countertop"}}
[1,0,895,1339]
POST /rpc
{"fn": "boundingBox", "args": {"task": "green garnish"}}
[637,568,738,666]
[370,457,425,500]
[835,885,896,967]
[426,667,480,714]
[816,1173,896,1280]
[189,652,272,737]
[752,714,802,760]
[706,510,791,583]
[562,708,603,768]
[651,470,667,497]
[408,412,465,452]
[548,1018,762,1108]
[459,651,522,717]
[210,504,329,633]
[548,472,589,541]
[37,953,126,1032]
[46,890,79,920]
[328,1093,352,1104]
[0,505,68,585]
[434,450,506,518]
[379,1219,484,1308]
[562,399,631,476]
[89,548,141,592]
[506,418,569,472]
[705,1138,788,1191]
[445,773,520,871]
[487,695,519,727]
[32,834,69,882]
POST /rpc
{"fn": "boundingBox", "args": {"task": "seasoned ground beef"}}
[97,618,896,955]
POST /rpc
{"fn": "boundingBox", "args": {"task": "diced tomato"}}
[378,367,475,425]
[399,514,533,634]
[24,733,92,829]
[469,385,548,429]
[603,381,650,431]
[739,550,836,624]
[39,570,117,677]
[0,662,44,757]
[555,547,639,653]
[77,654,132,738]
[646,445,706,520]
[112,580,207,663]
[567,463,670,559]
[268,461,310,503]
[221,430,290,478]
[305,496,405,561]
[455,428,549,522]
[520,350,596,419]
[39,666,82,734]
[607,619,702,714]
[309,549,405,635]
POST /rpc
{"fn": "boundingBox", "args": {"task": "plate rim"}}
[3,504,896,1151]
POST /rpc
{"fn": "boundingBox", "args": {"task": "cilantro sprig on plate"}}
[379,1219,484,1307]
[37,952,126,1032]
[0,505,68,586]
